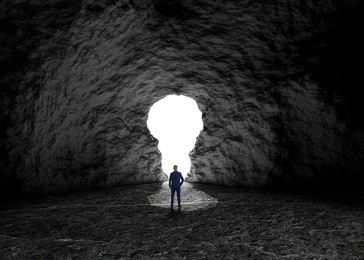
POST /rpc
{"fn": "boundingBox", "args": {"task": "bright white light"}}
[147,95,203,177]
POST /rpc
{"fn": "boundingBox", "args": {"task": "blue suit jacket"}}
[169,171,184,188]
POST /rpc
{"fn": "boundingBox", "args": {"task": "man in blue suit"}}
[169,165,184,211]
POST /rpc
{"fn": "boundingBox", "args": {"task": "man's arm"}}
[169,173,172,188]
[180,173,184,186]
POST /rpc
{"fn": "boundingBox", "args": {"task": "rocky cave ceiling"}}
[0,0,364,195]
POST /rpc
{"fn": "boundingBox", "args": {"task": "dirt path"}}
[0,182,363,259]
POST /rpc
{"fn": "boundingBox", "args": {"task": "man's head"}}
[173,165,178,171]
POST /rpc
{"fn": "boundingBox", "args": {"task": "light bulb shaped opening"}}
[147,95,203,177]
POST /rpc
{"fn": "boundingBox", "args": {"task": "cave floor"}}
[0,182,363,259]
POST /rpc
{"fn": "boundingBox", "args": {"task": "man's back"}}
[169,171,183,188]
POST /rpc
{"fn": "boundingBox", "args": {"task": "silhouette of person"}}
[169,165,184,211]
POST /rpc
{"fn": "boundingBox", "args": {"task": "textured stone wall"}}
[1,0,364,195]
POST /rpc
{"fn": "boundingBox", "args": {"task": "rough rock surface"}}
[0,0,364,195]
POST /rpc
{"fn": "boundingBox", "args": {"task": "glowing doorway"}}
[147,95,203,177]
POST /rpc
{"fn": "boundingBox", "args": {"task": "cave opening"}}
[147,95,203,177]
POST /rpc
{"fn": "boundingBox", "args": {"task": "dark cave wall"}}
[0,0,364,195]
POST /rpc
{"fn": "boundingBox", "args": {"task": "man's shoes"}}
[178,206,181,212]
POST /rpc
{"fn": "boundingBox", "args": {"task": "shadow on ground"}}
[0,182,363,259]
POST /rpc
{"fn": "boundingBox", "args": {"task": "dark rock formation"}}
[1,0,364,195]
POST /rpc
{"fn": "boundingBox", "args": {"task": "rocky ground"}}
[0,182,363,259]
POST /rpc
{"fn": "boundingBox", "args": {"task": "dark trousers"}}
[171,188,181,208]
